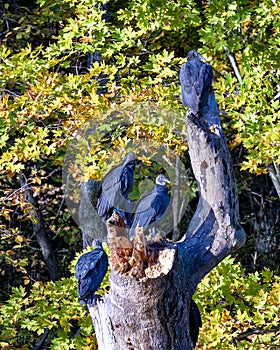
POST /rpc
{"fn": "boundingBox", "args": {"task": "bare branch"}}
[223,46,243,85]
[236,326,280,342]
[18,171,60,281]
[31,329,50,350]
[1,168,59,204]
[267,162,280,199]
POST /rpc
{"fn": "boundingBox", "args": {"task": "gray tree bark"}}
[86,87,245,350]
[79,180,104,248]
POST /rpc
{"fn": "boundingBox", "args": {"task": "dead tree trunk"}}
[87,74,245,349]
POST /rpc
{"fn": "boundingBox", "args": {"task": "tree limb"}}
[267,162,280,200]
[19,171,60,281]
[31,329,50,350]
[223,46,243,85]
[79,180,104,248]
[179,91,245,287]
[236,326,280,342]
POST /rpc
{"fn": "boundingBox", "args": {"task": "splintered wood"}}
[106,214,175,280]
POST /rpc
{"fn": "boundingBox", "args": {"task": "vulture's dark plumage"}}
[131,174,170,230]
[179,50,213,116]
[97,152,135,226]
[189,299,202,348]
[75,240,108,305]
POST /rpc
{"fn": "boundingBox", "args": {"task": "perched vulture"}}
[75,240,108,305]
[179,50,213,116]
[131,174,170,231]
[97,152,135,226]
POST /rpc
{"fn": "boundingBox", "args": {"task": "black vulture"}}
[97,152,135,226]
[75,239,108,305]
[131,174,170,231]
[189,299,202,348]
[179,50,213,116]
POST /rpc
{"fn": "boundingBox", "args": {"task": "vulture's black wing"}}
[131,184,170,229]
[75,248,104,280]
[75,244,108,305]
[97,152,135,221]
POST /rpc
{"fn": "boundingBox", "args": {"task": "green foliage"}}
[63,103,187,181]
[0,0,280,347]
[1,0,279,177]
[213,67,280,175]
[0,249,110,349]
[195,256,280,349]
[199,0,280,173]
[0,277,89,349]
[1,255,279,349]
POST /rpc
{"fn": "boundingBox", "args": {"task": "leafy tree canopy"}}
[0,0,279,348]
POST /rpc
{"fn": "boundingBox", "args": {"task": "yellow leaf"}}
[6,250,15,255]
[15,235,24,243]
[2,211,11,220]
[33,281,40,289]
[80,36,93,43]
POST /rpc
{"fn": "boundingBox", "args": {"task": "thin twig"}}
[0,168,60,204]
[236,326,280,342]
[53,173,70,222]
[0,88,20,97]
[31,329,50,350]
